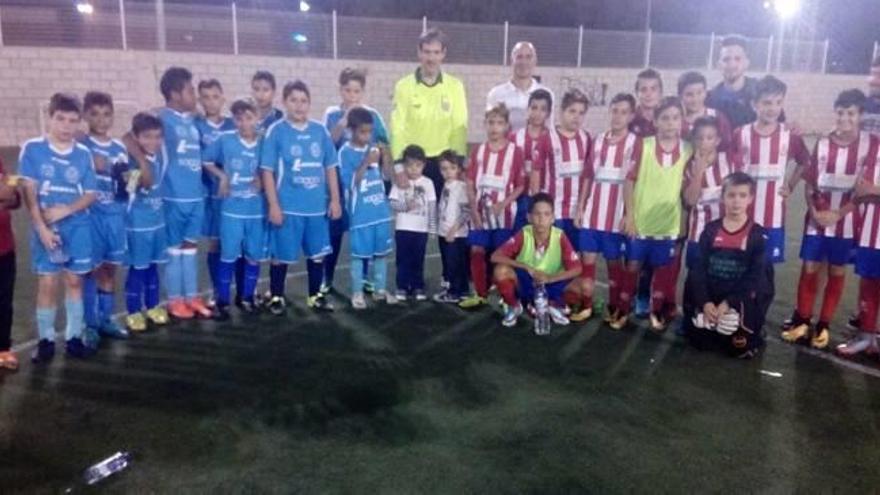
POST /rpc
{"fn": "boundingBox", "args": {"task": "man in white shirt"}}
[486,42,554,132]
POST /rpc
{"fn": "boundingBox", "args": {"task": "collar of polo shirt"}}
[415,67,443,87]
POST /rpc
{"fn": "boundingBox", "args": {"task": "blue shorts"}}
[202,198,223,239]
[91,213,126,265]
[764,227,785,264]
[578,229,627,260]
[627,238,675,268]
[514,268,570,305]
[30,221,93,275]
[350,221,393,259]
[554,219,579,251]
[467,228,514,251]
[799,235,855,266]
[220,215,268,263]
[164,200,205,246]
[127,226,169,269]
[685,241,702,270]
[269,214,332,263]
[513,195,530,231]
[856,247,880,279]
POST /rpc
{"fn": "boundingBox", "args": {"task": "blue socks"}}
[83,273,99,329]
[207,251,220,295]
[145,264,160,308]
[182,248,198,299]
[350,257,365,294]
[217,260,234,306]
[235,258,247,299]
[126,268,146,313]
[64,298,84,340]
[270,263,288,297]
[372,257,387,293]
[36,307,57,341]
[244,262,259,303]
[165,249,183,299]
[307,259,322,297]
[97,289,114,326]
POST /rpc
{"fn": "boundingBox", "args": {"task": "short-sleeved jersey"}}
[256,107,284,137]
[204,132,264,219]
[682,107,734,151]
[582,131,640,233]
[628,108,656,137]
[159,108,204,202]
[345,154,391,230]
[685,151,741,241]
[496,228,580,271]
[127,153,166,231]
[19,137,97,227]
[858,140,880,249]
[195,116,237,198]
[323,105,389,149]
[79,135,128,216]
[510,127,546,175]
[260,119,337,216]
[733,123,811,229]
[468,141,524,229]
[534,128,591,220]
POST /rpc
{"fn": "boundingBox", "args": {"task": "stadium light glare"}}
[299,1,310,12]
[292,33,308,43]
[76,1,94,15]
[772,0,800,19]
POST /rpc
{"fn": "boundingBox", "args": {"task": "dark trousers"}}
[439,237,469,297]
[0,251,15,351]
[395,230,427,293]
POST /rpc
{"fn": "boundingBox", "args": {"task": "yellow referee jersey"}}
[390,68,468,159]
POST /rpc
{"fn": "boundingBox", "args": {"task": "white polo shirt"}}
[486,78,554,132]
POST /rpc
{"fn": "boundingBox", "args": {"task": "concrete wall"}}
[0,46,869,147]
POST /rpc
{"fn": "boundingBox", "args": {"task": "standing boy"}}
[252,70,284,136]
[678,71,733,149]
[511,88,552,230]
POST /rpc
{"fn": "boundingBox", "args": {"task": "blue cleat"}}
[83,326,102,349]
[99,320,129,340]
[31,339,56,364]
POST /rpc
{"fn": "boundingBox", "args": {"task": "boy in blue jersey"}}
[252,70,284,136]
[20,93,98,362]
[261,80,342,315]
[321,67,390,296]
[79,91,130,342]
[203,99,267,319]
[194,79,236,309]
[338,107,396,308]
[123,113,171,332]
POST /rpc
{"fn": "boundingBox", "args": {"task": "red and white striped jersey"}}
[467,140,524,229]
[805,132,876,239]
[535,127,592,219]
[733,123,811,229]
[685,151,741,241]
[682,107,734,151]
[510,127,546,175]
[858,136,880,249]
[582,131,640,233]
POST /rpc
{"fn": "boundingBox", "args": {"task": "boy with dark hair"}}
[21,93,98,362]
[491,192,582,328]
[511,88,552,230]
[782,89,876,349]
[260,80,342,314]
[123,113,171,332]
[0,158,22,370]
[683,171,767,359]
[678,71,733,149]
[630,68,663,137]
[80,91,130,342]
[252,70,284,135]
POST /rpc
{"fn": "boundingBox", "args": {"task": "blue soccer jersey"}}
[127,153,166,231]
[195,116,236,197]
[349,165,391,230]
[204,132,264,219]
[323,105,389,149]
[79,136,128,217]
[19,137,97,226]
[260,119,337,216]
[159,107,204,202]
[257,107,284,137]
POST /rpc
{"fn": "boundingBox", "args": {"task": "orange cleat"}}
[187,297,213,319]
[168,298,195,320]
[0,350,19,371]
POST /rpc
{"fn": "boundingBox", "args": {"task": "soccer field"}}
[3,144,880,492]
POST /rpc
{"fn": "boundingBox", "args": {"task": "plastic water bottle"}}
[534,284,551,336]
[83,451,131,485]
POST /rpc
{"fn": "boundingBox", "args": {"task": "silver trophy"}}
[480,196,500,230]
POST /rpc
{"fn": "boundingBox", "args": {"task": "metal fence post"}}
[874,41,879,62]
[422,15,427,33]
[332,10,338,60]
[0,7,5,47]
[156,0,166,51]
[643,29,652,68]
[577,25,583,68]
[119,0,128,50]
[502,21,509,65]
[766,36,773,72]
[821,38,829,73]
[706,32,715,70]
[231,2,239,55]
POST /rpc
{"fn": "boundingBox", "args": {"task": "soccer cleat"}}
[548,306,570,326]
[374,291,398,305]
[811,324,830,349]
[65,337,96,359]
[351,292,367,310]
[83,326,102,350]
[781,323,810,344]
[99,320,129,339]
[609,313,629,331]
[204,297,217,309]
[31,340,56,364]
[126,313,148,333]
[847,315,861,332]
[0,351,19,371]
[188,297,213,319]
[319,283,333,296]
[603,306,619,324]
[649,312,669,333]
[168,299,195,320]
[433,292,461,304]
[254,290,271,308]
[146,307,170,326]
[569,307,593,323]
[458,295,488,310]
[414,290,428,302]
[736,348,760,359]
[363,280,376,294]
[394,290,408,302]
[239,300,258,314]
[780,311,798,331]
[267,295,287,316]
[212,305,231,322]
[837,332,878,356]
[307,294,335,312]
[502,303,523,327]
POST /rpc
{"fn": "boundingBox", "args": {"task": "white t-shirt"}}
[438,179,469,238]
[390,175,437,233]
[486,78,554,132]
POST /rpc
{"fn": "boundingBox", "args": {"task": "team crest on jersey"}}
[40,164,55,179]
[310,142,321,159]
[64,166,80,184]
[291,145,302,158]
[440,96,450,113]
[229,158,244,171]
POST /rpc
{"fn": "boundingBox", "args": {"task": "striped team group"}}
[1,28,880,372]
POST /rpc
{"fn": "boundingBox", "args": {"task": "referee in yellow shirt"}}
[390,28,469,199]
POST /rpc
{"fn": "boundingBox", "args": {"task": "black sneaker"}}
[848,315,861,331]
[234,295,244,310]
[267,295,287,316]
[363,281,376,294]
[31,339,55,364]
[212,305,231,322]
[240,300,258,315]
[65,337,96,359]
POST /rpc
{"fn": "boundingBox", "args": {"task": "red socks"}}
[496,277,518,306]
[796,269,819,320]
[651,260,680,315]
[470,249,488,298]
[819,273,845,323]
[607,261,623,309]
[580,261,596,309]
[618,267,638,314]
[858,278,880,333]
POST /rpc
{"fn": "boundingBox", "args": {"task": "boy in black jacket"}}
[683,171,769,358]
